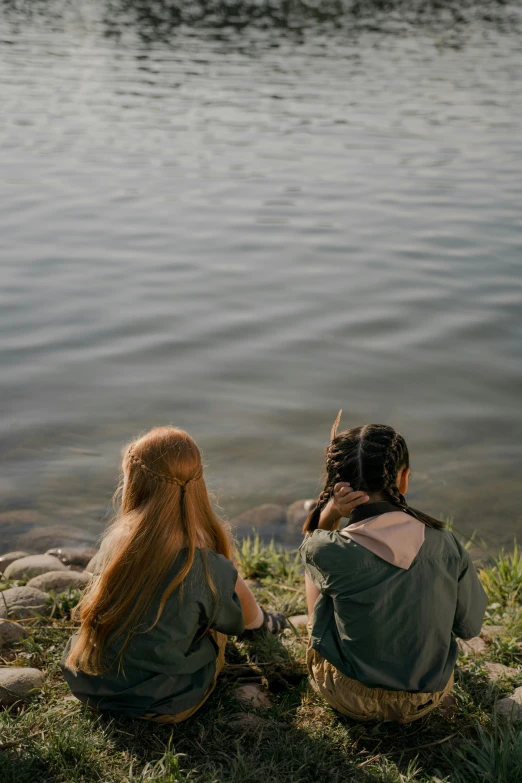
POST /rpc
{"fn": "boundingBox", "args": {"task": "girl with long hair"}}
[300,415,487,724]
[62,426,285,723]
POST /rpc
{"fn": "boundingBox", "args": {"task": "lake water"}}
[1,0,521,552]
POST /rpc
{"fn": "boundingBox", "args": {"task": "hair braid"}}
[303,421,444,534]
[128,448,202,487]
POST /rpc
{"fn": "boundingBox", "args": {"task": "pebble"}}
[481,625,506,640]
[27,570,91,593]
[0,619,27,647]
[85,551,103,574]
[482,662,518,680]
[4,554,68,581]
[0,551,30,575]
[234,684,271,709]
[231,504,287,538]
[228,713,272,732]
[457,636,488,655]
[45,546,97,568]
[0,586,51,619]
[496,686,522,720]
[0,667,44,706]
[289,614,309,629]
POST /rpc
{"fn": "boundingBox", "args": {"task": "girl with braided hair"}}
[300,416,487,724]
[62,426,285,723]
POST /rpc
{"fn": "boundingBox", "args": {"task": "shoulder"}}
[300,530,361,570]
[197,549,238,583]
[421,527,468,563]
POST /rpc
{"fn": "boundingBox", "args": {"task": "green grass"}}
[1,537,522,783]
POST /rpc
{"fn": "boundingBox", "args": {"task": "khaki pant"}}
[307,642,454,724]
[143,632,227,725]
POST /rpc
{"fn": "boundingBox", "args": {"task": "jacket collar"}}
[349,500,400,523]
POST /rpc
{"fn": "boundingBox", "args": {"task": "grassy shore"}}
[1,537,522,783]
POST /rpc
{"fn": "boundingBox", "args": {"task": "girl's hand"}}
[332,483,369,518]
[318,483,369,530]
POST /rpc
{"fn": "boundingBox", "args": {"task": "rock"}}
[85,551,103,574]
[0,586,50,619]
[244,578,262,590]
[285,499,314,535]
[482,662,518,680]
[234,684,271,709]
[496,686,522,720]
[0,667,44,706]
[231,505,287,538]
[289,614,309,629]
[45,547,97,568]
[0,619,27,647]
[27,570,90,593]
[0,552,30,575]
[18,525,96,553]
[228,713,272,732]
[457,636,487,655]
[481,625,507,641]
[4,554,68,580]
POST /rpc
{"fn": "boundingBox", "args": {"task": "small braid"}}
[128,448,202,487]
[303,421,444,534]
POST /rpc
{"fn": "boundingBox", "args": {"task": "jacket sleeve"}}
[205,552,245,636]
[452,546,488,640]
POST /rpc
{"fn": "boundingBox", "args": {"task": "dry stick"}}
[385,726,472,756]
[0,730,40,751]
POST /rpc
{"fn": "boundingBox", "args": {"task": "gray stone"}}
[481,625,507,640]
[18,525,96,553]
[85,551,104,574]
[231,504,286,538]
[27,570,90,593]
[285,499,314,535]
[228,713,272,732]
[0,552,30,575]
[0,667,44,706]
[45,546,97,568]
[0,619,27,647]
[457,636,488,655]
[4,554,68,580]
[289,614,309,629]
[234,684,271,709]
[0,586,50,619]
[496,686,522,720]
[482,662,518,680]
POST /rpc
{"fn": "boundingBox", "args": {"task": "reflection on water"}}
[0,0,521,551]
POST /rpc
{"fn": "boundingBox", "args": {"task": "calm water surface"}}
[1,0,521,550]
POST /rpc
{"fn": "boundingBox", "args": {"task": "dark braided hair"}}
[303,423,444,533]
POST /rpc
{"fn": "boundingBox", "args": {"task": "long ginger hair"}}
[66,426,234,675]
[303,422,444,534]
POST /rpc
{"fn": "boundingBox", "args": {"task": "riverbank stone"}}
[285,499,314,537]
[496,686,522,720]
[85,551,103,574]
[457,636,487,655]
[289,615,309,629]
[234,684,271,709]
[231,504,286,538]
[0,620,27,647]
[481,625,507,640]
[0,667,44,706]
[27,570,90,593]
[46,546,97,568]
[0,586,50,619]
[4,554,68,580]
[482,662,518,680]
[18,525,97,553]
[0,552,30,574]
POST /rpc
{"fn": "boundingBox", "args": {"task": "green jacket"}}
[61,549,244,717]
[300,502,488,693]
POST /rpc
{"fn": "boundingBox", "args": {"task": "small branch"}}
[386,726,472,755]
[0,730,40,751]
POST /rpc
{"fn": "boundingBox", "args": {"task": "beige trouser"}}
[142,632,227,725]
[307,640,454,724]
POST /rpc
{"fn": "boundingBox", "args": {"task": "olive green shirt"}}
[300,502,488,693]
[61,549,244,717]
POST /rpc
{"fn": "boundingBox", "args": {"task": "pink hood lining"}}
[340,511,425,570]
